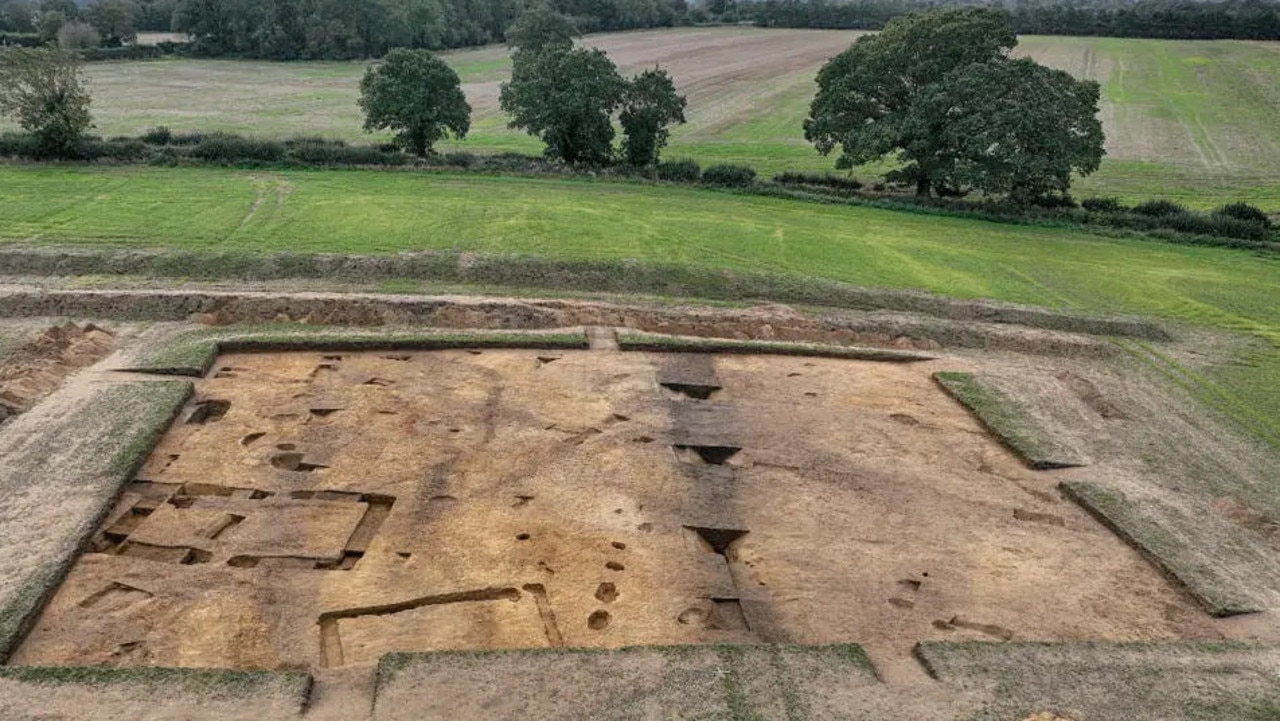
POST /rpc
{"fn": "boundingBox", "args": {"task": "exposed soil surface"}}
[0,322,114,423]
[12,349,1218,673]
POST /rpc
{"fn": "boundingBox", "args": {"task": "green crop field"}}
[7,28,1278,207]
[2,164,1278,447]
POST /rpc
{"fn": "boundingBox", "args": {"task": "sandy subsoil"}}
[12,348,1217,674]
[0,323,115,423]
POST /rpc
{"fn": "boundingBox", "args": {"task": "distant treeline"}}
[0,0,689,58]
[747,0,1280,40]
[170,0,685,58]
[5,0,1279,56]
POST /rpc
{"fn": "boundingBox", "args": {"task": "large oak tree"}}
[804,7,1104,201]
[500,45,625,165]
[359,47,470,156]
[619,67,686,167]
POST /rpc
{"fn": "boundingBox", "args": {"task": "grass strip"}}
[1060,480,1264,617]
[933,371,1082,470]
[124,326,590,376]
[375,643,878,721]
[914,639,1280,721]
[0,381,192,659]
[617,331,937,361]
[0,665,310,693]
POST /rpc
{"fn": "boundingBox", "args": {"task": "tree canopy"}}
[804,7,1104,201]
[0,45,92,157]
[164,0,684,60]
[505,3,578,57]
[913,58,1104,203]
[359,47,470,156]
[619,67,686,167]
[85,0,138,47]
[500,46,625,164]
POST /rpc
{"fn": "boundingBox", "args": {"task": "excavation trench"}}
[0,288,1149,357]
[8,348,1218,672]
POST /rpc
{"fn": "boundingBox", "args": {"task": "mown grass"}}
[3,164,1280,450]
[13,29,1279,204]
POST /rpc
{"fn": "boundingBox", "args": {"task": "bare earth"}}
[13,348,1216,674]
[0,291,1276,718]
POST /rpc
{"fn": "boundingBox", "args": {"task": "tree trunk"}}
[915,177,931,197]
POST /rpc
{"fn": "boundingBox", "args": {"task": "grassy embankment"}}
[2,164,1278,450]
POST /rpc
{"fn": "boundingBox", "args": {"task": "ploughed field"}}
[18,28,1280,206]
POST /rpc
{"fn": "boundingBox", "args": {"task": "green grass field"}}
[11,29,1278,207]
[2,164,1278,447]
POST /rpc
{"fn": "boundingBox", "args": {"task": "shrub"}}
[153,41,188,56]
[0,33,45,48]
[167,132,206,146]
[773,171,862,191]
[1158,210,1270,241]
[76,45,164,61]
[140,126,172,145]
[701,163,757,187]
[478,152,547,173]
[1032,194,1077,209]
[283,135,347,148]
[1132,199,1187,217]
[76,137,149,161]
[281,136,350,165]
[148,146,180,166]
[656,158,700,183]
[336,145,407,166]
[189,133,285,163]
[1213,202,1271,227]
[0,131,39,157]
[1081,197,1124,213]
[443,151,475,168]
[284,139,345,164]
[57,21,99,50]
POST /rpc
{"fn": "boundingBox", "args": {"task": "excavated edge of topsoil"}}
[120,327,593,376]
[615,330,937,361]
[372,643,883,721]
[0,665,313,721]
[0,247,1170,341]
[1059,480,1280,618]
[0,288,1124,360]
[0,381,193,662]
[913,639,1280,721]
[118,325,941,377]
[933,371,1085,471]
